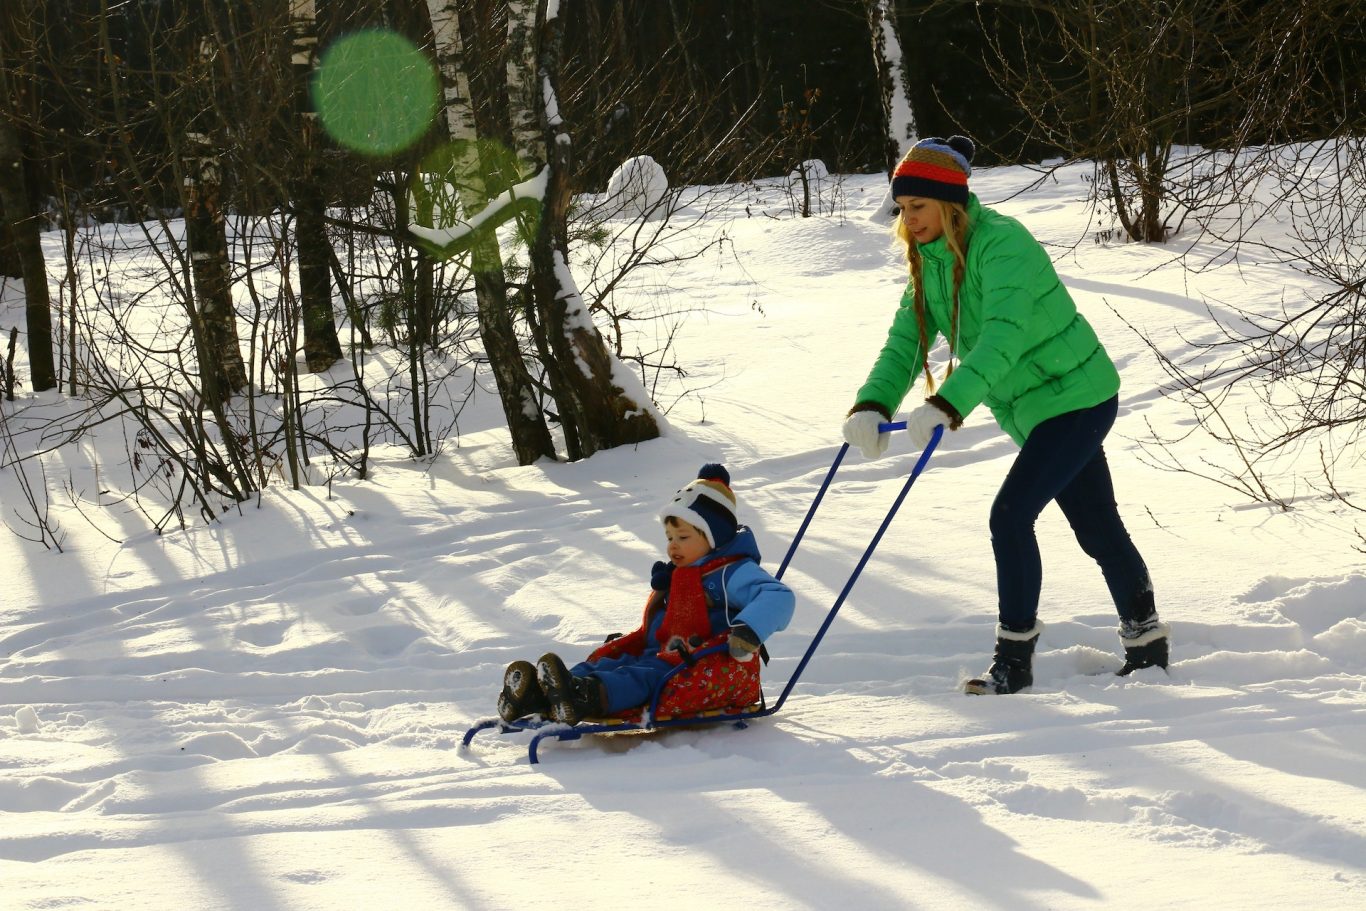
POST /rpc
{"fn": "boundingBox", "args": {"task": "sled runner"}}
[462,422,941,764]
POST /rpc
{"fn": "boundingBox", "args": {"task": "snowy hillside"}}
[2,161,1364,910]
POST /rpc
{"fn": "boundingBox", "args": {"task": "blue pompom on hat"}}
[659,463,739,549]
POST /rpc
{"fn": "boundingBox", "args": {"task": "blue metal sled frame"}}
[462,423,941,764]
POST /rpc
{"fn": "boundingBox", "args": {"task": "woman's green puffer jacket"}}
[855,194,1120,445]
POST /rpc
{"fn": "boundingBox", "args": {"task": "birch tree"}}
[183,34,248,402]
[505,0,658,461]
[423,0,555,465]
[867,0,917,174]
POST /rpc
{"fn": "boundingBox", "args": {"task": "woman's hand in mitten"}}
[905,397,960,451]
[842,409,889,459]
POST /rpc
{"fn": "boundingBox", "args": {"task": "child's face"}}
[665,520,711,566]
[896,195,944,244]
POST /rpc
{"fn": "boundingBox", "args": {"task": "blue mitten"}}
[650,560,675,592]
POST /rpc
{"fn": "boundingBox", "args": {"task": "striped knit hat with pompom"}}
[891,135,975,206]
[660,463,738,549]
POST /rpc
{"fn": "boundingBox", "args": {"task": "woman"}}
[842,136,1168,694]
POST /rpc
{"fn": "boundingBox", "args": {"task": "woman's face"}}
[896,195,943,244]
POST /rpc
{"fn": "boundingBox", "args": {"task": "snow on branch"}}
[409,166,548,256]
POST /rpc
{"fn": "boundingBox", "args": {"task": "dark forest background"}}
[11,1,1360,211]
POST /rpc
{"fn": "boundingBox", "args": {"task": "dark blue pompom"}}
[946,135,975,165]
[697,462,730,486]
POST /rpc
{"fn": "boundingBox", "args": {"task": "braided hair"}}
[894,200,969,394]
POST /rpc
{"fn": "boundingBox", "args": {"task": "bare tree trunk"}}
[289,0,342,372]
[506,0,659,460]
[3,325,17,401]
[297,194,341,369]
[0,203,20,279]
[0,109,56,392]
[425,0,555,465]
[182,61,248,401]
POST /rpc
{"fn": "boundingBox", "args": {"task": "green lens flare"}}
[313,30,438,157]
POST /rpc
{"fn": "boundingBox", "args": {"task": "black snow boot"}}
[1117,613,1170,676]
[965,622,1043,695]
[536,653,606,725]
[497,659,550,722]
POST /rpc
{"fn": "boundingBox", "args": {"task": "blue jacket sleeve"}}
[720,561,795,643]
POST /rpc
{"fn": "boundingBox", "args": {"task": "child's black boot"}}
[497,659,550,722]
[965,622,1042,695]
[536,653,606,725]
[569,676,607,722]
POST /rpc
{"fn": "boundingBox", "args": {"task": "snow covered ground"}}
[2,160,1364,910]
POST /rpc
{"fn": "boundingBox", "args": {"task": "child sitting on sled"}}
[497,463,796,725]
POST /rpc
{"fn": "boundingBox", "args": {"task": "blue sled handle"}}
[769,423,941,713]
[774,419,936,581]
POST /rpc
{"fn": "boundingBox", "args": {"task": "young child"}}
[497,463,795,725]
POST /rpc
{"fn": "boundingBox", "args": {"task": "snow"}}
[604,155,668,219]
[409,166,547,248]
[3,157,1366,910]
[542,74,562,128]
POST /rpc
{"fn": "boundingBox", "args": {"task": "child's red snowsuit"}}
[584,554,763,719]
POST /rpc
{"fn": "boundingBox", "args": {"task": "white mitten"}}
[841,410,889,460]
[905,401,948,451]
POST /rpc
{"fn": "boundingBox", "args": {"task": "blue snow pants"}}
[571,652,676,715]
[990,395,1152,630]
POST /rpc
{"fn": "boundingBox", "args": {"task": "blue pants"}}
[571,652,675,715]
[990,396,1152,630]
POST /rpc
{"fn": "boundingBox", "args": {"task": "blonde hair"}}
[893,199,969,393]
